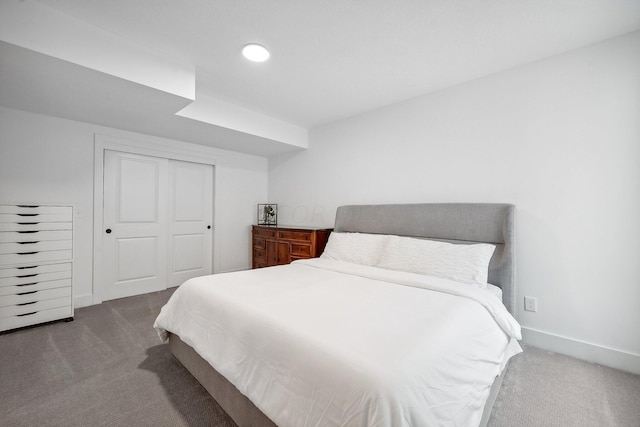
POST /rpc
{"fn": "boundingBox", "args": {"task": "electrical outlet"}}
[524,296,537,312]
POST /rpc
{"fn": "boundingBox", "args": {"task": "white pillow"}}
[485,283,503,301]
[320,232,390,266]
[377,235,495,286]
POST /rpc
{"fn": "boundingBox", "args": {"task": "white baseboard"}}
[522,327,640,375]
[73,293,95,309]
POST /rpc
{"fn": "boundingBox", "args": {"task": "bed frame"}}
[168,203,516,427]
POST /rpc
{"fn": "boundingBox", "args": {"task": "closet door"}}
[103,151,168,300]
[168,160,213,287]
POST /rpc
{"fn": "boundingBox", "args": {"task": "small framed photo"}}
[257,204,277,226]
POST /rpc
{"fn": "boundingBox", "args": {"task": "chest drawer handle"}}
[17,301,37,306]
[17,252,38,256]
[18,241,39,245]
[17,274,38,278]
[17,282,38,287]
[17,231,39,234]
[17,213,40,217]
[17,265,37,269]
[17,222,39,226]
[16,311,37,317]
[17,291,37,296]
[17,205,39,208]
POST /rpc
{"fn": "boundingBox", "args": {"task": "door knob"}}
[105,228,112,234]
[207,225,211,229]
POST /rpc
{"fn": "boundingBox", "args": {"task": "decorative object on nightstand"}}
[252,225,332,269]
[257,204,277,226]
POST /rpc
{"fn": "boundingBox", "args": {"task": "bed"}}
[154,203,521,427]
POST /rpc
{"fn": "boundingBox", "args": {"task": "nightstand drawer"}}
[254,237,266,250]
[278,230,312,241]
[253,248,266,262]
[254,227,276,238]
[290,243,312,256]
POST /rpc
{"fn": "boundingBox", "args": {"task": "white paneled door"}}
[168,160,213,287]
[103,150,213,301]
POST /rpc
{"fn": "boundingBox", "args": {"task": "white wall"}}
[0,106,268,307]
[269,32,640,372]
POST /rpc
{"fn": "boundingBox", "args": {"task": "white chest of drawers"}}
[0,205,74,332]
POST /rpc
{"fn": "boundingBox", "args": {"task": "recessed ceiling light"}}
[242,43,270,62]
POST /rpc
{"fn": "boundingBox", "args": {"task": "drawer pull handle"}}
[17,222,38,225]
[17,213,39,217]
[17,231,39,234]
[18,241,39,245]
[17,205,39,208]
[17,265,37,269]
[16,312,37,317]
[17,291,37,296]
[17,301,37,306]
[17,252,38,255]
[17,274,38,278]
[17,282,38,287]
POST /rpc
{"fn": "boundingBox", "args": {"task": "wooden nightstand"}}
[252,225,332,269]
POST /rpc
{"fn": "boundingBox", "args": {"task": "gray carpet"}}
[1,288,638,427]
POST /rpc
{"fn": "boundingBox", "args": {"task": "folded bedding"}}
[154,258,522,427]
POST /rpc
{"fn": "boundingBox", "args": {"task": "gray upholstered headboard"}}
[334,203,516,314]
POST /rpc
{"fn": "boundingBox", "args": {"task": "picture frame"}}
[257,204,277,226]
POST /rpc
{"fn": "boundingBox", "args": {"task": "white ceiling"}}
[2,0,640,156]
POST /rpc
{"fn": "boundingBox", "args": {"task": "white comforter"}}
[154,258,522,427]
